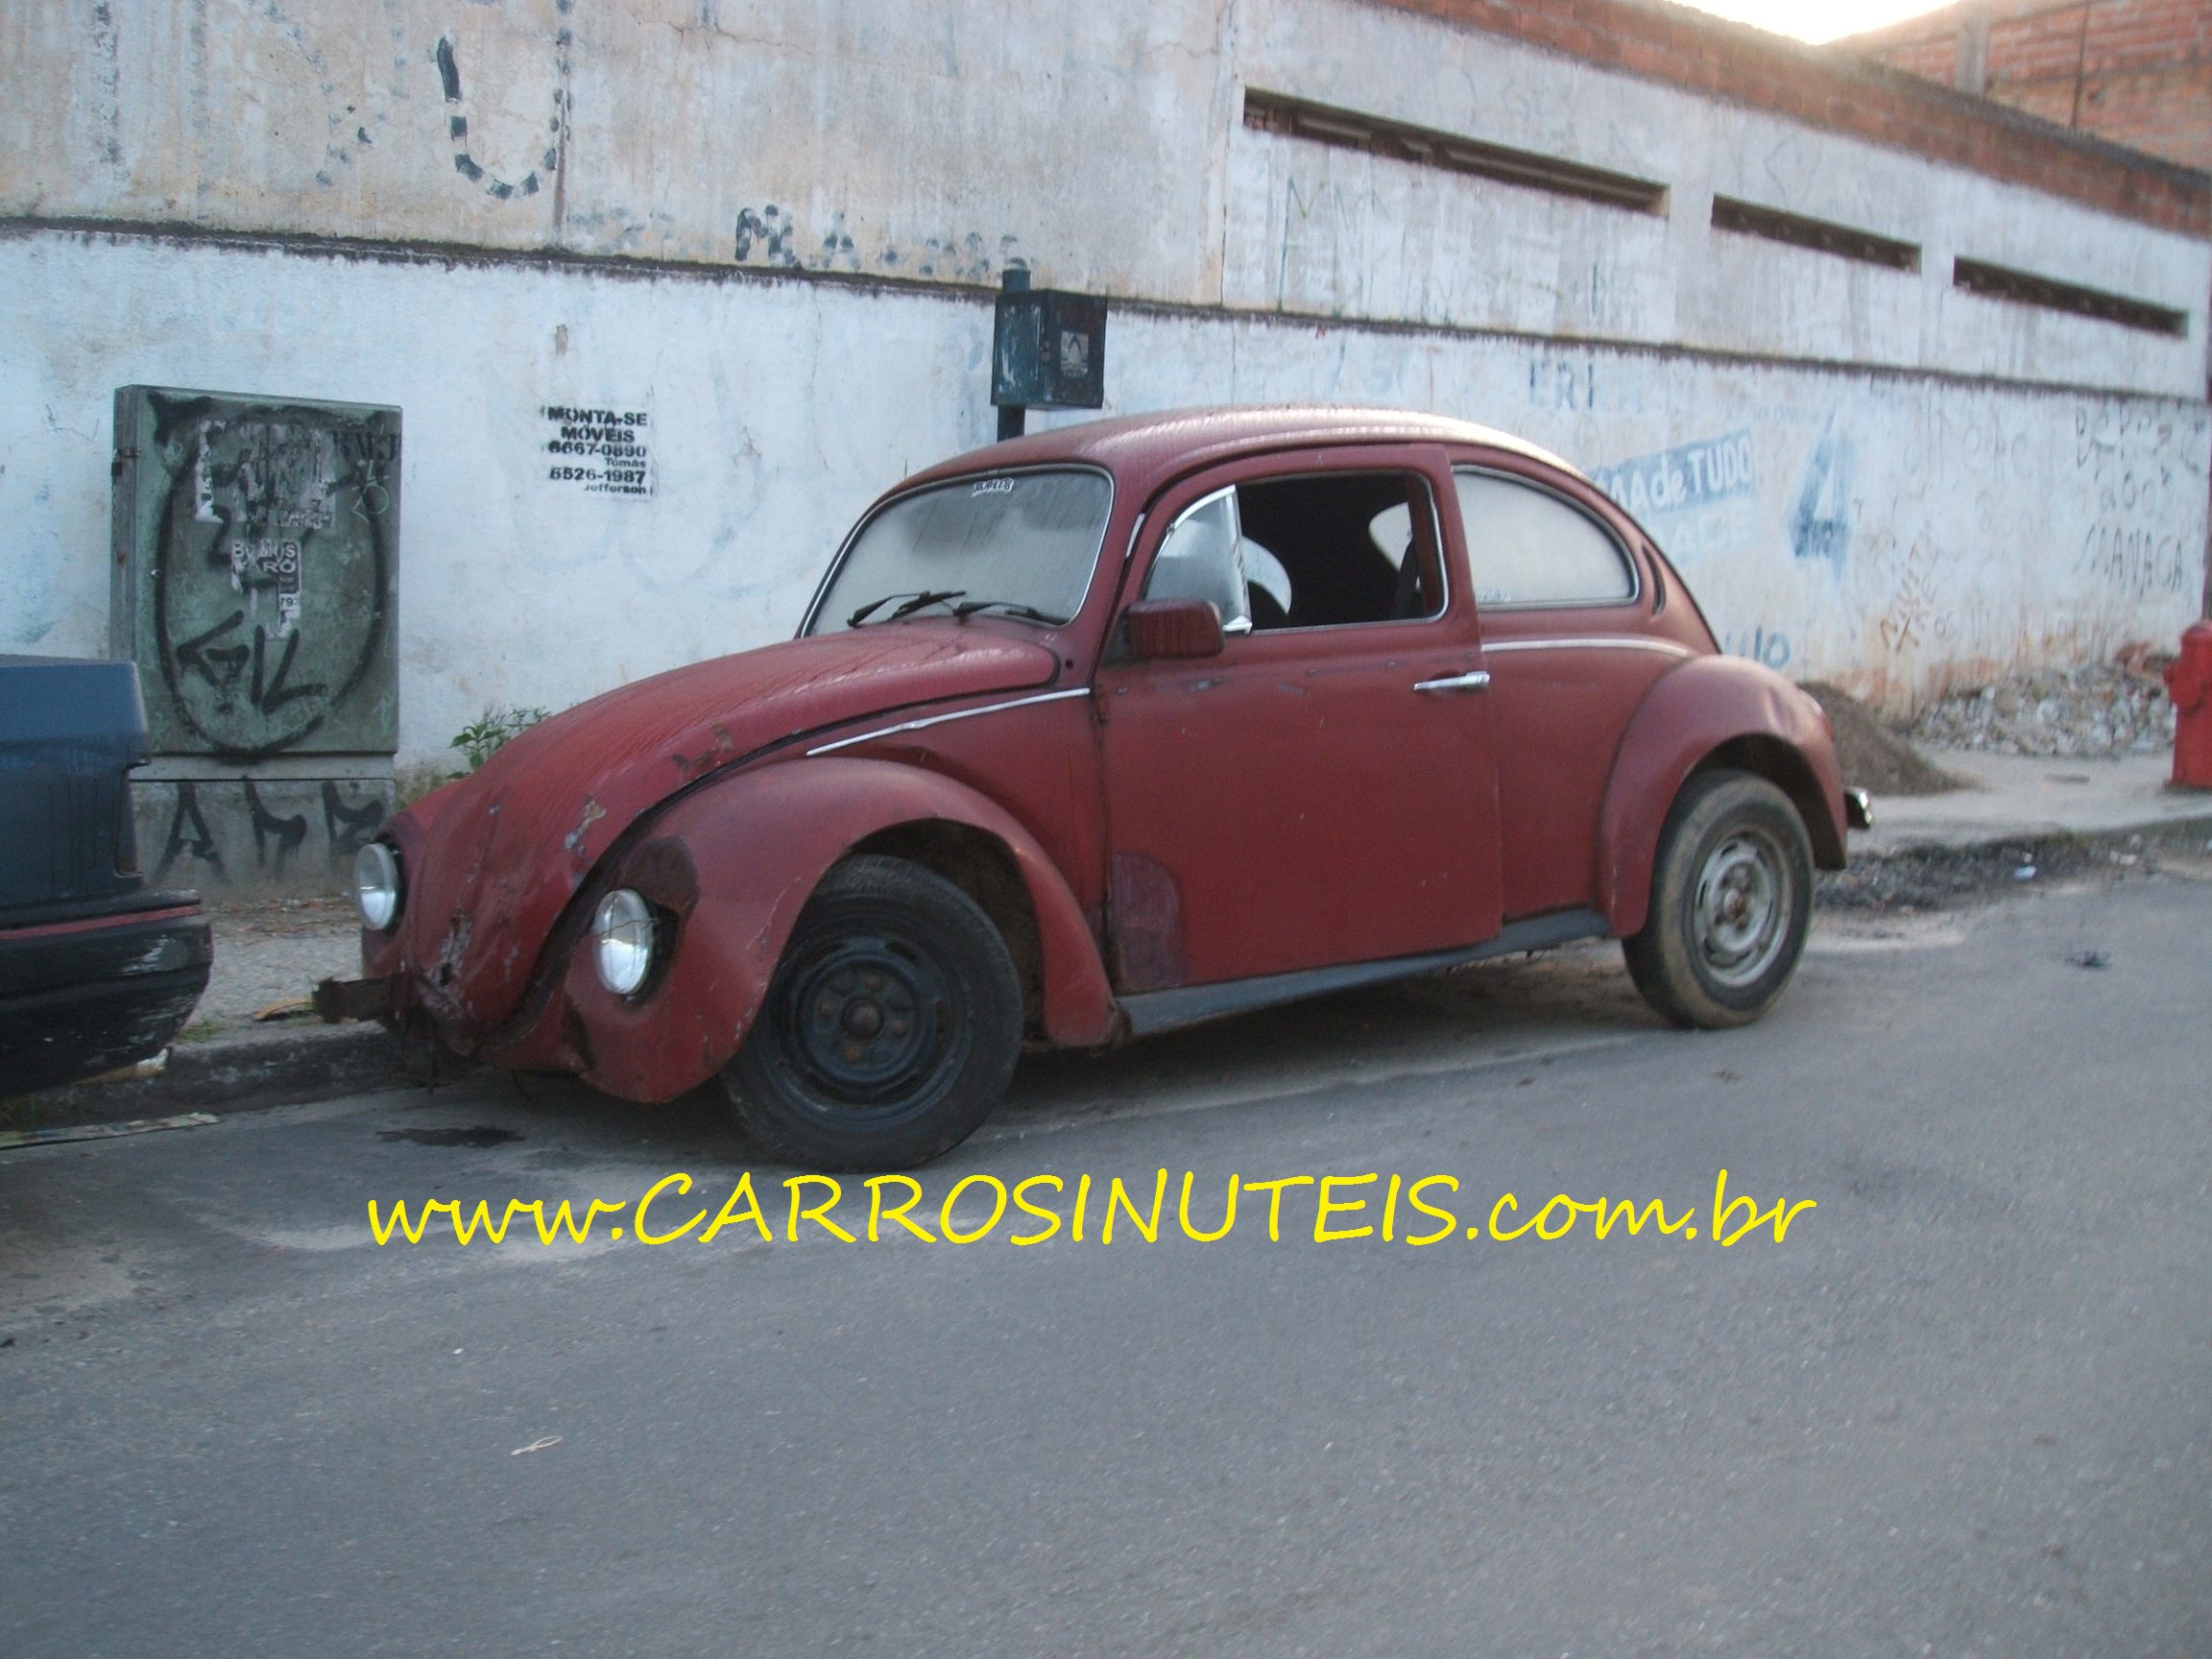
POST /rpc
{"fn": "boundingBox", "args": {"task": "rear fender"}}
[1596,658,1848,937]
[503,757,1120,1101]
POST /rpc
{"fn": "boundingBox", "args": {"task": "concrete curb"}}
[1848,805,2212,860]
[12,806,2210,1135]
[13,1022,439,1130]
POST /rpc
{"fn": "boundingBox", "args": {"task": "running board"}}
[1117,908,1612,1039]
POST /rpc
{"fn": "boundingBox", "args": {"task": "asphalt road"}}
[3,872,2207,1657]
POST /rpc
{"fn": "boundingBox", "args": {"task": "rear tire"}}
[721,854,1022,1170]
[1623,769,1813,1029]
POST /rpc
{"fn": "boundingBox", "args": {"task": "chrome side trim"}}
[1117,908,1611,1038]
[1483,637,1693,658]
[805,687,1092,756]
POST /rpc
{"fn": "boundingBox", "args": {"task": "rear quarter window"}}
[1455,469,1635,609]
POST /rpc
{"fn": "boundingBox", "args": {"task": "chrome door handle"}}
[1412,670,1491,693]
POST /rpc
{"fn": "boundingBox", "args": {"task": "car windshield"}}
[807,469,1113,634]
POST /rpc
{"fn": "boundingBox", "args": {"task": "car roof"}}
[895,404,1587,504]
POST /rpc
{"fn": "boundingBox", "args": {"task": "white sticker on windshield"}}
[972,477,1016,496]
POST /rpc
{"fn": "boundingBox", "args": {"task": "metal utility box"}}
[110,386,400,760]
[991,287,1107,412]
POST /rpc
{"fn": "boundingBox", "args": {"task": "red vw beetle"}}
[334,408,1863,1167]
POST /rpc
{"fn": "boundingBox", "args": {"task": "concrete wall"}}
[1233,0,2210,396]
[0,0,1234,301]
[3,0,2209,893]
[8,227,2200,733]
[9,0,2206,390]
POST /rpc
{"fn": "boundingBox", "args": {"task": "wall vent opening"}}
[1953,256,2188,336]
[1243,89,1668,215]
[1710,196,1919,272]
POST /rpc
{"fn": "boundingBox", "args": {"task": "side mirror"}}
[1122,597,1224,660]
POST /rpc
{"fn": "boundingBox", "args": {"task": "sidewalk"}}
[1855,750,2212,856]
[13,749,2211,1133]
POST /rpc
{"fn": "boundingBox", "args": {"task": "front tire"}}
[1623,769,1813,1029]
[721,854,1022,1170]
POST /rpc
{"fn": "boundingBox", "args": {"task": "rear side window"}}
[1455,469,1635,608]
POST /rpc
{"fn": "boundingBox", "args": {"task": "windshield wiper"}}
[950,599,1063,624]
[846,589,967,628]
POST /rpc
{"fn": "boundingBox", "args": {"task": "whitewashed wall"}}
[6,0,2207,392]
[4,228,2202,764]
[1231,0,2212,397]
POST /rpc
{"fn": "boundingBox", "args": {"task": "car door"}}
[1094,445,1504,992]
[1453,457,1686,920]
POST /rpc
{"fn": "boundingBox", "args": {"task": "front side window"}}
[808,469,1112,633]
[1142,471,1442,632]
[1454,469,1635,608]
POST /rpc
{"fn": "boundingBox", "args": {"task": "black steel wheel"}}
[1623,768,1814,1029]
[721,854,1022,1169]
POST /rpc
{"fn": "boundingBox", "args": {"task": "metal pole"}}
[998,269,1028,442]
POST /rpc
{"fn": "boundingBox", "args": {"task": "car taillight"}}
[114,770,141,877]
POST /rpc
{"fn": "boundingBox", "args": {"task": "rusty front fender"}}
[495,755,1121,1102]
[1595,657,1849,939]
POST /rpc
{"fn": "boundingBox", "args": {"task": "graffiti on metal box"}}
[124,392,400,762]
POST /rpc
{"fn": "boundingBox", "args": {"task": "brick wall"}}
[1847,0,2212,173]
[1366,0,2210,232]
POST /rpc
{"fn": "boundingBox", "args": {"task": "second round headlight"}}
[591,889,658,996]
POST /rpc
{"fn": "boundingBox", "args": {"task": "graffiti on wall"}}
[1873,535,1945,657]
[1720,626,1792,670]
[149,778,391,888]
[1788,413,1855,566]
[2074,406,2199,601]
[733,202,1024,284]
[433,30,566,205]
[1591,430,1758,565]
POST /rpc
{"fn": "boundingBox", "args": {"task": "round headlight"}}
[592,889,658,997]
[354,843,402,931]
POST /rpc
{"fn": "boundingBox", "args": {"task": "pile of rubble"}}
[1910,650,2176,759]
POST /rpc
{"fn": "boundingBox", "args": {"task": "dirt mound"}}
[1799,681,1961,797]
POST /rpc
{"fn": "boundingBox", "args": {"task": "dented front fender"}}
[485,755,1122,1102]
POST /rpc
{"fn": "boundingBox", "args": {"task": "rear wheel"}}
[1623,769,1813,1029]
[720,854,1022,1169]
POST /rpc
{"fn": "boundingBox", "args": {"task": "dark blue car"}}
[1,656,211,1096]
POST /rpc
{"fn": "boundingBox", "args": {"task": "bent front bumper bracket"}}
[313,974,399,1024]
